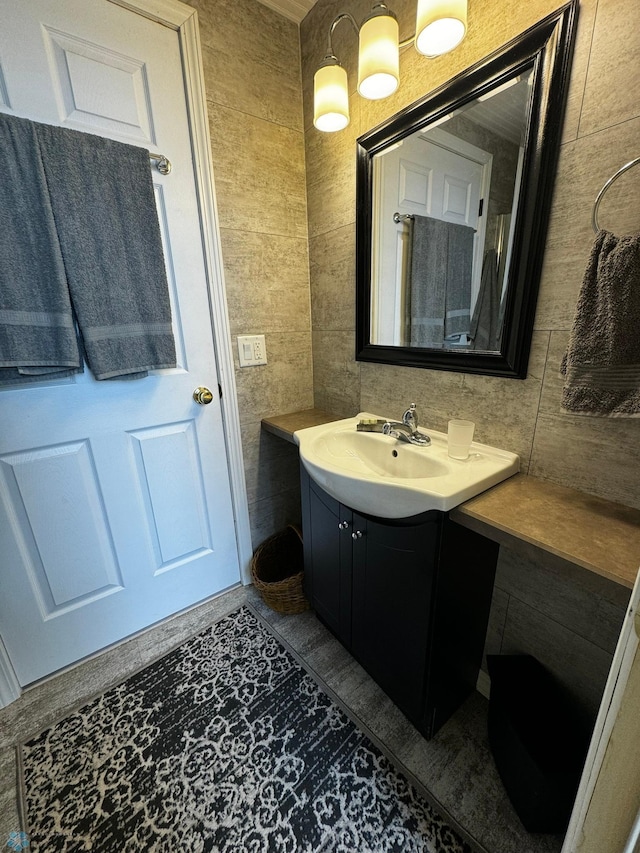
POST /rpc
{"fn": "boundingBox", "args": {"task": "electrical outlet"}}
[237,334,267,367]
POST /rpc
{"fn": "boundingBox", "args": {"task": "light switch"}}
[238,334,267,367]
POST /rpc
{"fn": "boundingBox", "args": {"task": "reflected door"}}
[372,129,491,346]
[0,0,240,685]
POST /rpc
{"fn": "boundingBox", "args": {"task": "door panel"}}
[372,129,490,346]
[0,0,241,684]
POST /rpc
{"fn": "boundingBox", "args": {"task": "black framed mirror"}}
[356,1,578,378]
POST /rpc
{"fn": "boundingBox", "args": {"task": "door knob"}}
[351,530,363,539]
[338,521,350,530]
[193,386,213,405]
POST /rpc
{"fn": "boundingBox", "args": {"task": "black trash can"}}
[487,654,590,834]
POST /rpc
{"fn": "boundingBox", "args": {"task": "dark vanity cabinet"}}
[300,465,499,739]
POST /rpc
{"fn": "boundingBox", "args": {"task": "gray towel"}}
[36,122,176,380]
[0,113,82,385]
[470,248,503,351]
[561,229,640,417]
[409,215,473,348]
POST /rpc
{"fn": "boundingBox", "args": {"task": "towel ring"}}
[592,156,640,233]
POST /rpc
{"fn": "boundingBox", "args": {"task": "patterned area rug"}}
[19,606,478,852]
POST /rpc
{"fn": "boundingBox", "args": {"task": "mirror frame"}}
[355,1,578,379]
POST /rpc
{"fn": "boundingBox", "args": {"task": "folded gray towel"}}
[561,229,640,417]
[0,113,82,385]
[409,215,473,348]
[36,122,176,380]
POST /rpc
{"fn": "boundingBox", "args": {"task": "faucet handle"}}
[402,403,418,429]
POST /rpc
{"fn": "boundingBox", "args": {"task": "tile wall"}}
[298,0,638,716]
[301,0,640,510]
[188,0,637,717]
[187,0,314,548]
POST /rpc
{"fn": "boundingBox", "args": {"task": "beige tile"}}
[241,420,302,506]
[208,105,307,238]
[560,0,598,144]
[529,410,640,511]
[482,585,509,665]
[305,92,360,240]
[309,223,356,331]
[312,330,361,417]
[235,331,314,424]
[495,547,626,654]
[443,330,550,467]
[578,0,640,137]
[534,116,640,330]
[532,330,640,509]
[359,347,542,472]
[248,487,303,549]
[359,361,464,432]
[220,229,311,335]
[501,596,613,723]
[191,0,303,131]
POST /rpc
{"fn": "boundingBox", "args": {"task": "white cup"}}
[447,419,475,460]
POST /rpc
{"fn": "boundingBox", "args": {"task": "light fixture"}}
[415,0,467,57]
[314,0,469,132]
[416,0,467,57]
[314,55,350,132]
[357,4,399,100]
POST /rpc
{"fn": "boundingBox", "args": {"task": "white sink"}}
[294,412,520,519]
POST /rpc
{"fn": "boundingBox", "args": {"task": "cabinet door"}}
[351,513,439,725]
[301,469,353,647]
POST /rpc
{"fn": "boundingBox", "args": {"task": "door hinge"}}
[478,198,484,217]
[218,383,222,399]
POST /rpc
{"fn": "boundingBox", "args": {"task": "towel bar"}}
[149,153,172,175]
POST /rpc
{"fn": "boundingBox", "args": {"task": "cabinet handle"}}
[351,530,363,539]
[338,521,350,530]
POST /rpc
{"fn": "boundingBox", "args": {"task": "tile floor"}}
[0,585,566,853]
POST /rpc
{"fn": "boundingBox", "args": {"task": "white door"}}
[0,0,242,685]
[371,128,491,346]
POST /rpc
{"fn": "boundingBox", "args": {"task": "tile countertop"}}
[261,410,640,590]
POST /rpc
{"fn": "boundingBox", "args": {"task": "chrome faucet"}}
[402,403,419,433]
[383,403,430,446]
[356,403,430,445]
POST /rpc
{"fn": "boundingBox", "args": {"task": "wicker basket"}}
[251,524,309,615]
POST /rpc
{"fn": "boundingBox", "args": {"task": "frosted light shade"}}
[415,0,467,57]
[314,62,349,132]
[357,13,399,100]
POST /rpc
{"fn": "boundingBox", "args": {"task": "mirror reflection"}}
[356,2,578,378]
[370,68,533,352]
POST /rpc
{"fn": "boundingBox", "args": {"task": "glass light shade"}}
[415,0,467,57]
[314,61,349,132]
[357,12,399,100]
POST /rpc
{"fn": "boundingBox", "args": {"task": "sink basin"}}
[294,412,520,519]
